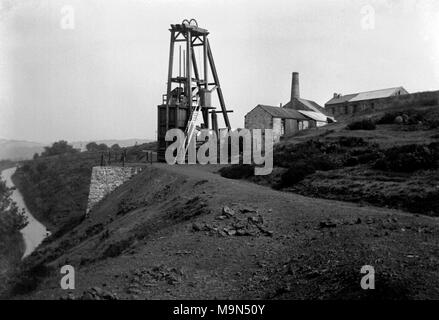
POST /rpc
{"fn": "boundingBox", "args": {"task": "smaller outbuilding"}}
[245,104,315,143]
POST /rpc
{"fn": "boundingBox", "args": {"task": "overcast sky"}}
[1,0,438,143]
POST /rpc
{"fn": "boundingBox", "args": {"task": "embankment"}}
[7,163,439,300]
[0,169,25,297]
[11,152,97,232]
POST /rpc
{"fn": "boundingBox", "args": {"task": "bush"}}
[0,180,28,233]
[338,137,368,148]
[41,140,79,157]
[11,263,54,295]
[377,112,401,125]
[347,119,376,130]
[102,238,134,259]
[310,156,337,171]
[274,140,334,168]
[374,143,439,172]
[376,109,438,128]
[85,142,99,152]
[279,161,316,188]
[343,147,381,167]
[219,164,255,179]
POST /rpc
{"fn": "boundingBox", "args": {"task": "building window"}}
[299,121,309,130]
[281,119,285,135]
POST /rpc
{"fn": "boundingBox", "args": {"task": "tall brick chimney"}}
[291,72,300,101]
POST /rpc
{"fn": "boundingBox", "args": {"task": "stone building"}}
[245,72,333,142]
[325,87,409,117]
[245,104,311,142]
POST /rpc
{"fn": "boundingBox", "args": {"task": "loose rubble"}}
[192,206,273,237]
[62,287,119,300]
[125,265,185,297]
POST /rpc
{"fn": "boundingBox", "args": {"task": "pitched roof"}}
[283,98,330,116]
[326,87,408,105]
[256,105,309,120]
[325,93,357,105]
[298,110,332,122]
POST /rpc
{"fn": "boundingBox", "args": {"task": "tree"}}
[41,140,79,157]
[97,143,109,151]
[33,153,39,160]
[85,142,99,152]
[110,144,121,151]
[0,179,28,233]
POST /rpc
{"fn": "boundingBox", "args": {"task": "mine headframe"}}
[157,19,232,161]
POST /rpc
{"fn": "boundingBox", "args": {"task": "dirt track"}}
[16,163,439,300]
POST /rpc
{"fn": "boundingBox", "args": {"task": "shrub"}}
[219,164,255,179]
[347,119,376,130]
[50,215,85,240]
[377,112,401,125]
[429,120,439,129]
[102,238,134,259]
[338,137,368,148]
[374,143,439,172]
[117,198,138,215]
[310,156,337,171]
[41,140,79,157]
[421,99,437,107]
[279,161,316,188]
[11,263,54,295]
[274,140,331,168]
[343,147,382,167]
[376,109,438,127]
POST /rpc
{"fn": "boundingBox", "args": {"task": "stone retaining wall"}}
[86,166,142,215]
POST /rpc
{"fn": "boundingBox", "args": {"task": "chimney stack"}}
[291,72,300,101]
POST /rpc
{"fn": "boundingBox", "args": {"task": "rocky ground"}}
[5,163,439,300]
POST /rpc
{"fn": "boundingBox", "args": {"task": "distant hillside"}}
[71,139,153,151]
[0,138,155,160]
[0,139,45,161]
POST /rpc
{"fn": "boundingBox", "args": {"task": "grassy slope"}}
[6,164,439,300]
[12,152,96,231]
[11,141,158,232]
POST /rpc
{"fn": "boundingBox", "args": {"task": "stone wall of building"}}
[245,107,299,143]
[272,118,283,143]
[245,106,273,130]
[86,166,143,215]
[327,90,439,118]
[285,118,299,136]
